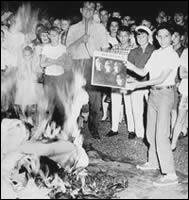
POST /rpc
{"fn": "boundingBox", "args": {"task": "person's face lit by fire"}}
[81,2,95,20]
[174,12,185,25]
[136,31,149,46]
[112,11,121,19]
[156,11,168,24]
[156,28,172,49]
[96,2,103,12]
[23,49,33,61]
[40,32,49,44]
[141,19,152,29]
[49,30,59,44]
[100,10,109,25]
[122,16,131,26]
[61,19,71,32]
[109,21,119,35]
[53,19,61,29]
[118,31,130,45]
[172,32,183,47]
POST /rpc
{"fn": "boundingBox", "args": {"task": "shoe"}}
[128,132,136,139]
[178,132,188,140]
[153,174,178,187]
[91,130,101,139]
[101,116,108,122]
[106,130,118,137]
[136,162,159,171]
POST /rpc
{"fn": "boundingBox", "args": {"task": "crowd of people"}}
[1,1,188,187]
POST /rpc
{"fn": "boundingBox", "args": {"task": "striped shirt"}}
[111,43,135,58]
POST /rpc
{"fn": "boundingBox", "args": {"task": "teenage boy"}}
[124,23,180,186]
[106,26,134,137]
[127,26,155,139]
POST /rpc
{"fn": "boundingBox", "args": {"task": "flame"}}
[2,5,90,196]
[56,71,89,142]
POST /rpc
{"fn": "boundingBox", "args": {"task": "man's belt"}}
[151,85,174,90]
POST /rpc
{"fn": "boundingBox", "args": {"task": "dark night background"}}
[1,1,188,20]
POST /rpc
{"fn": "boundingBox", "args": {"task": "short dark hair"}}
[49,26,61,34]
[172,25,185,36]
[111,9,121,15]
[81,1,96,9]
[174,9,185,16]
[99,8,109,14]
[156,22,174,35]
[118,26,131,35]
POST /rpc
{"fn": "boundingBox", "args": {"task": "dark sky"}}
[2,1,188,18]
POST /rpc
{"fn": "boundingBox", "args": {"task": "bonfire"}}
[1,3,128,199]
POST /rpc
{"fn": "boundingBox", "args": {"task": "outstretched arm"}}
[124,68,173,92]
[124,60,149,77]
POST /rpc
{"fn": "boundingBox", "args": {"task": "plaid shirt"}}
[111,43,135,59]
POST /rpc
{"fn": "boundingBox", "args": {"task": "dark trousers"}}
[73,59,102,132]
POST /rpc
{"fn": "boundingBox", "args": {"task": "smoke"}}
[1,69,17,112]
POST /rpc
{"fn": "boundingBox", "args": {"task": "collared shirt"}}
[175,45,185,57]
[145,46,180,87]
[66,20,109,59]
[128,43,155,69]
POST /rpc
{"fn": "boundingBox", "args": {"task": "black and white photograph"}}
[1,1,188,199]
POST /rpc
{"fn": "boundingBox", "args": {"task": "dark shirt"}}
[127,43,155,81]
[175,45,185,58]
[128,43,155,69]
[175,45,185,83]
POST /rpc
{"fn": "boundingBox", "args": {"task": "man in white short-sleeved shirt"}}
[124,23,181,187]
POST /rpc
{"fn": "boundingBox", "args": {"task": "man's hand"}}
[126,82,138,91]
[80,34,90,44]
[120,80,138,94]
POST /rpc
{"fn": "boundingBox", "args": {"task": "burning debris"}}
[1,3,128,199]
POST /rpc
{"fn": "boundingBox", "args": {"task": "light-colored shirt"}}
[41,44,66,76]
[108,34,119,48]
[145,46,180,87]
[179,48,188,95]
[66,20,109,59]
